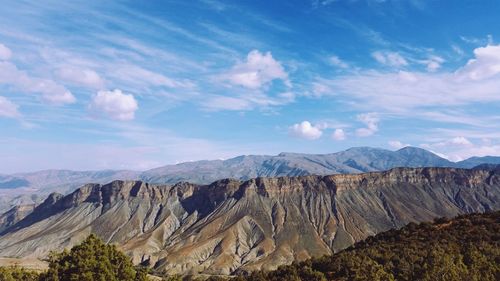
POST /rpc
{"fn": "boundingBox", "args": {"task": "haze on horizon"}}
[1,0,500,173]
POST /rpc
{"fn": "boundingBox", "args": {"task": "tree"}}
[39,234,147,281]
[0,266,39,281]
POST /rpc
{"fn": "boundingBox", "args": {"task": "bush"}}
[39,234,149,281]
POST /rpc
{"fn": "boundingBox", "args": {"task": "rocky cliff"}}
[0,167,499,275]
[2,147,500,214]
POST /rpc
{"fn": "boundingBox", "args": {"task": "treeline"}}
[1,212,498,281]
[226,211,500,281]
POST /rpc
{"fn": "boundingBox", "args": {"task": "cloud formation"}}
[330,55,349,68]
[55,66,104,88]
[0,44,75,105]
[356,113,379,137]
[90,89,138,121]
[389,140,410,149]
[331,128,346,140]
[289,121,323,140]
[457,44,500,80]
[372,51,408,67]
[222,50,290,89]
[0,96,19,118]
[420,136,499,161]
[319,44,500,113]
[422,55,444,72]
[0,44,12,60]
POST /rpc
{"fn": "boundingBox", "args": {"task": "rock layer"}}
[0,167,499,275]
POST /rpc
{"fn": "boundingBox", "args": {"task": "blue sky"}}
[1,0,500,173]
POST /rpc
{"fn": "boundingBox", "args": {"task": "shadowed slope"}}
[0,167,499,275]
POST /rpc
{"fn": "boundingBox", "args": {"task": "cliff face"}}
[2,146,500,214]
[0,167,499,275]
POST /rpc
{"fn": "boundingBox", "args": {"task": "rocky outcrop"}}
[0,167,499,275]
[2,147,500,213]
[0,204,35,233]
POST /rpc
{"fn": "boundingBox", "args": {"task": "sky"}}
[1,0,500,173]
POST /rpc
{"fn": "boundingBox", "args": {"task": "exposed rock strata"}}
[0,167,499,275]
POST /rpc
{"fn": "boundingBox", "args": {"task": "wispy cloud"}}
[372,51,408,67]
[219,50,290,89]
[314,44,500,113]
[356,112,379,137]
[329,55,349,69]
[0,96,20,118]
[0,57,76,105]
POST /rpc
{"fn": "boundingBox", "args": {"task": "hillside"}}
[0,146,465,213]
[234,211,500,281]
[0,166,499,275]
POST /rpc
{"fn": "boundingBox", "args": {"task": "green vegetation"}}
[0,234,150,281]
[0,266,40,281]
[1,212,498,281]
[231,211,500,281]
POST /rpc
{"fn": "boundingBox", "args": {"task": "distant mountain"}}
[456,156,500,168]
[0,146,498,213]
[0,167,498,275]
[0,170,140,213]
[140,147,456,184]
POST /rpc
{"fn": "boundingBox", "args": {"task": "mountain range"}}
[1,146,499,213]
[0,165,499,275]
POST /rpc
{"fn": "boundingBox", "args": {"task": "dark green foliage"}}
[0,266,40,281]
[0,234,152,281]
[238,211,500,281]
[38,234,138,281]
[1,212,499,281]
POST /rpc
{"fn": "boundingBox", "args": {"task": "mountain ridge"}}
[1,146,499,213]
[1,166,499,275]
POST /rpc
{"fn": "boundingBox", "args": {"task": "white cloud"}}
[457,44,500,80]
[388,140,410,149]
[309,81,332,97]
[317,44,500,113]
[0,96,19,118]
[372,51,408,67]
[331,128,346,140]
[289,121,323,140]
[422,55,445,72]
[221,50,290,89]
[421,136,499,162]
[460,35,493,46]
[356,112,379,137]
[0,61,75,104]
[90,89,138,121]
[0,43,12,60]
[55,66,104,88]
[330,55,349,68]
[424,136,473,148]
[449,136,473,146]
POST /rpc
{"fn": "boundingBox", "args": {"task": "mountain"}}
[235,211,500,281]
[0,166,498,275]
[0,170,140,213]
[457,156,500,168]
[139,147,456,184]
[1,146,498,213]
[0,204,35,233]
